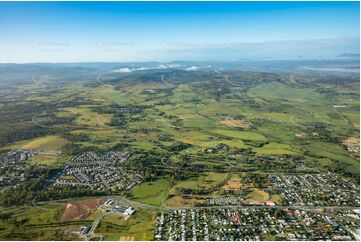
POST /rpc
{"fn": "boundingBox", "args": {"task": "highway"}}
[110,195,359,212]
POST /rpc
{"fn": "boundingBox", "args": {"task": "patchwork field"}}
[0,63,359,240]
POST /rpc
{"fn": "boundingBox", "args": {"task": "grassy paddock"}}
[130,178,172,207]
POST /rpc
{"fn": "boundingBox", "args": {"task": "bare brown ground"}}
[165,196,203,208]
[295,132,306,138]
[223,178,242,191]
[220,120,251,128]
[342,137,360,146]
[60,198,102,222]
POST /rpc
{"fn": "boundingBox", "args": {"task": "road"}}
[289,74,297,84]
[110,195,359,212]
[31,114,51,128]
[25,194,359,241]
[161,74,175,87]
[32,198,52,211]
[96,73,113,87]
[84,209,110,241]
[30,90,83,129]
[223,74,239,86]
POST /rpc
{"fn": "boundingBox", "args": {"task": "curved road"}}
[96,73,113,87]
[161,74,175,88]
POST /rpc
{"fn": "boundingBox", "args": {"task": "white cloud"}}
[185,66,198,71]
[114,68,132,73]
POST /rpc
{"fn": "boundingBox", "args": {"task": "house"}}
[124,207,135,216]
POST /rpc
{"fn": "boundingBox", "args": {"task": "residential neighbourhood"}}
[268,173,360,207]
[53,152,143,190]
[0,150,48,189]
[154,208,360,241]
[202,172,360,208]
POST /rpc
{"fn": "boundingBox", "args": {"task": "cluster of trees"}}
[0,167,49,206]
[0,125,54,147]
[303,122,341,143]
[0,166,108,207]
[174,178,229,196]
[91,104,150,128]
[38,187,107,201]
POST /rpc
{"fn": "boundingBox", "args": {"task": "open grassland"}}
[253,142,299,155]
[130,178,172,207]
[248,82,355,130]
[59,106,112,127]
[246,188,270,203]
[2,135,69,166]
[211,129,267,143]
[170,172,229,194]
[270,194,283,204]
[27,154,70,166]
[305,142,359,173]
[3,135,67,151]
[96,209,156,241]
[70,129,122,150]
[165,195,205,208]
[0,203,81,240]
[220,119,251,128]
[342,112,360,128]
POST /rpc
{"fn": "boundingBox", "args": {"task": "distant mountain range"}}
[338,53,360,58]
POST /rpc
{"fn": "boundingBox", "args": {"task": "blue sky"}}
[0,1,359,62]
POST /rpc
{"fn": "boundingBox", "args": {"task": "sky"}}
[0,1,359,63]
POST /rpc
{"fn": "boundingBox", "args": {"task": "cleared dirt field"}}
[295,132,306,138]
[222,177,242,191]
[220,119,251,128]
[342,137,360,146]
[60,198,102,222]
[165,195,204,208]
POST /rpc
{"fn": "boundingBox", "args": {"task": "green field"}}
[97,209,156,241]
[0,203,81,240]
[170,172,229,194]
[130,179,172,207]
[253,142,299,155]
[3,135,67,151]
